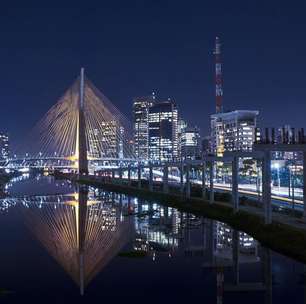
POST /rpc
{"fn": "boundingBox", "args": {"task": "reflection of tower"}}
[304,265,306,304]
[78,186,88,295]
[78,68,88,175]
[20,187,132,295]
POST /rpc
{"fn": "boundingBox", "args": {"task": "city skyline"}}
[1,1,306,144]
[1,3,306,303]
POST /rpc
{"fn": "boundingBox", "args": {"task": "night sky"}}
[1,1,306,144]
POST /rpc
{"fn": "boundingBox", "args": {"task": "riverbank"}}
[56,173,306,263]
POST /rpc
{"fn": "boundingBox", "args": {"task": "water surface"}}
[0,175,305,303]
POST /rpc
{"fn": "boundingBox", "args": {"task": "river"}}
[0,174,305,303]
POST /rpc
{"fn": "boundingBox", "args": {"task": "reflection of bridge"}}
[1,185,278,302]
[19,187,133,295]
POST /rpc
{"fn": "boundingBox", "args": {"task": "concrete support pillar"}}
[262,151,272,224]
[186,164,191,198]
[201,162,206,199]
[232,156,239,212]
[137,165,141,189]
[163,165,169,193]
[180,164,184,194]
[127,165,131,186]
[119,167,123,183]
[149,164,153,191]
[209,161,214,204]
[303,151,306,219]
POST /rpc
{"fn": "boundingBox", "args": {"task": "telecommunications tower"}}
[214,36,223,113]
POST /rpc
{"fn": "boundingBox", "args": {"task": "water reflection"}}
[0,176,305,302]
[18,186,133,295]
[134,199,273,303]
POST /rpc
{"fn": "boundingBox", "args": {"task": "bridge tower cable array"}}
[18,69,135,170]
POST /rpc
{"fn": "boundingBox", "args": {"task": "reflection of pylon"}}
[20,191,132,294]
[216,267,224,304]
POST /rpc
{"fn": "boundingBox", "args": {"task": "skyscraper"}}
[177,119,187,160]
[0,133,9,160]
[148,100,178,161]
[210,110,259,156]
[133,94,155,160]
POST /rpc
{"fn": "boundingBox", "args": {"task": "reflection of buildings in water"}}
[215,221,258,259]
[130,205,272,302]
[201,219,272,304]
[133,200,181,254]
[19,187,133,295]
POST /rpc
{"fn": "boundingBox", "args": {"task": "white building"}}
[210,110,259,156]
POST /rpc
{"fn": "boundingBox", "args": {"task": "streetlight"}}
[272,162,281,194]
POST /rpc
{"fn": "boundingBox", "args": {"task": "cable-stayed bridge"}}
[5,68,137,171]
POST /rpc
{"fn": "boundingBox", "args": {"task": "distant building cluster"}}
[132,95,263,161]
[131,37,263,161]
[0,133,9,160]
[133,93,201,162]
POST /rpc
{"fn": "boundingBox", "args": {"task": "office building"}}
[148,100,178,161]
[88,121,124,158]
[180,126,201,160]
[210,110,259,156]
[133,94,155,159]
[177,119,187,160]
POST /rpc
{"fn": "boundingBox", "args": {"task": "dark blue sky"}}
[1,0,306,142]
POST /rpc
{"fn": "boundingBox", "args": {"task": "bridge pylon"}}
[77,68,88,175]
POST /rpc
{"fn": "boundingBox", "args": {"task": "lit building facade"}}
[215,222,257,256]
[180,126,201,160]
[148,100,178,161]
[177,119,187,160]
[88,122,124,158]
[133,94,155,160]
[210,110,259,156]
[0,133,9,160]
[272,125,301,161]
